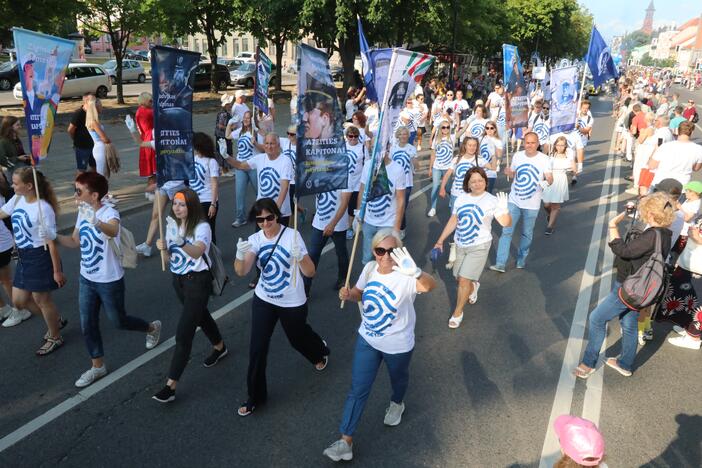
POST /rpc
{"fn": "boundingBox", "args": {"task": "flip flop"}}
[237,401,256,417]
[573,365,595,379]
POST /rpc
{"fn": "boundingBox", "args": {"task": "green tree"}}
[621,30,651,55]
[0,0,81,48]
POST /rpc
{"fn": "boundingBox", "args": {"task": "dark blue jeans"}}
[79,276,149,359]
[304,227,349,295]
[339,336,413,436]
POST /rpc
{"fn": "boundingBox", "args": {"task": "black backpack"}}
[618,230,668,310]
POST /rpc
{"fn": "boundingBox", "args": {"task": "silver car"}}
[103,59,146,84]
[230,62,277,88]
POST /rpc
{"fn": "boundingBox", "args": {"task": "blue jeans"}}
[339,336,413,436]
[581,283,639,372]
[430,168,448,210]
[409,131,417,145]
[235,168,257,223]
[75,147,96,171]
[79,276,149,359]
[487,177,496,194]
[304,227,349,295]
[362,222,392,264]
[495,202,538,268]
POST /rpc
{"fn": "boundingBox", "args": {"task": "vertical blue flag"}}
[357,16,378,102]
[585,26,619,88]
[253,47,272,114]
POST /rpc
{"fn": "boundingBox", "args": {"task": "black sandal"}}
[43,317,68,340]
[36,336,64,356]
[237,401,256,417]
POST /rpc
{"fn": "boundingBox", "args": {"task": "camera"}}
[626,201,636,217]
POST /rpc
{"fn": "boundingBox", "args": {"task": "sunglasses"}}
[74,187,83,196]
[441,126,450,129]
[255,214,276,223]
[446,94,454,97]
[287,132,295,136]
[485,126,495,130]
[373,246,395,257]
[347,134,360,138]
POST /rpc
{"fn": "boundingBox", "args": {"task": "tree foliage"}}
[621,30,651,56]
[0,0,81,48]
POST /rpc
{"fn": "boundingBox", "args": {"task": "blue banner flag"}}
[549,66,578,134]
[369,48,393,104]
[357,15,378,102]
[253,47,272,114]
[502,44,528,128]
[295,44,348,197]
[13,28,74,164]
[585,26,619,88]
[151,46,200,186]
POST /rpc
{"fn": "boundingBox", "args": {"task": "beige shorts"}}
[452,241,491,281]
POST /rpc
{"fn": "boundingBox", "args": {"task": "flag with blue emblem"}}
[357,15,378,102]
[584,26,618,88]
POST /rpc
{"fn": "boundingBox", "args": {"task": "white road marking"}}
[538,125,619,467]
[0,183,433,453]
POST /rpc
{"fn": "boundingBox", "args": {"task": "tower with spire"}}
[642,0,655,35]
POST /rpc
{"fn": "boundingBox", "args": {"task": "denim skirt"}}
[14,246,59,292]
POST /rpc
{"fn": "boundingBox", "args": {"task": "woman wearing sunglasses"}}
[434,168,511,328]
[234,198,329,417]
[152,188,227,403]
[345,126,366,240]
[479,121,503,193]
[428,119,455,217]
[391,126,418,238]
[324,230,436,462]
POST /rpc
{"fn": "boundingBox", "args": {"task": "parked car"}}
[229,62,278,88]
[218,57,243,69]
[194,63,231,90]
[330,65,344,81]
[13,63,112,100]
[135,50,149,60]
[0,61,19,91]
[235,52,255,63]
[102,59,147,84]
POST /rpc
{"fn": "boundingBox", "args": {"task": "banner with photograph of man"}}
[253,47,272,114]
[549,66,578,134]
[502,44,528,129]
[369,48,393,104]
[151,46,200,186]
[295,44,348,197]
[13,28,74,164]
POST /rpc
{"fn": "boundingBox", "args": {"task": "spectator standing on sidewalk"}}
[68,93,96,175]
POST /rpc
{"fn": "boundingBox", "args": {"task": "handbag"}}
[202,242,229,296]
[677,238,702,276]
[618,230,668,310]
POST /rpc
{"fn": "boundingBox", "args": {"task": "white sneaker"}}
[2,308,31,327]
[75,366,108,388]
[0,304,12,321]
[469,281,480,304]
[672,325,686,336]
[667,334,701,350]
[427,208,436,217]
[136,243,152,257]
[146,320,162,349]
[384,401,405,426]
[323,439,353,462]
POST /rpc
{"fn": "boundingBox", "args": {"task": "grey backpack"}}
[618,230,668,310]
[203,243,229,296]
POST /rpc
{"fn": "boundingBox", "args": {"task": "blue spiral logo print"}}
[435,141,453,166]
[11,209,33,248]
[534,122,549,141]
[497,110,506,124]
[470,122,485,137]
[513,163,540,200]
[169,245,196,274]
[259,167,281,199]
[189,161,206,193]
[577,118,588,130]
[368,194,392,217]
[361,281,398,337]
[282,148,296,171]
[452,161,474,194]
[479,142,492,164]
[316,191,337,221]
[345,149,358,174]
[237,135,253,161]
[456,203,485,245]
[258,244,291,294]
[392,150,412,176]
[79,221,105,273]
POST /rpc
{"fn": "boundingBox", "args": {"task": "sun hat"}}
[653,178,683,197]
[683,181,702,194]
[220,94,234,106]
[553,415,605,467]
[235,90,245,98]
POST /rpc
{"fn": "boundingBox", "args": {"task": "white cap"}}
[235,90,245,98]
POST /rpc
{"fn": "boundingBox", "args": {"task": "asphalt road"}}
[0,92,701,467]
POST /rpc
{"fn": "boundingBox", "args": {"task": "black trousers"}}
[247,294,328,405]
[168,270,222,381]
[200,201,218,245]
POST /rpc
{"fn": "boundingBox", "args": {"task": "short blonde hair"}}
[137,92,152,106]
[371,228,403,250]
[639,192,675,227]
[395,126,410,138]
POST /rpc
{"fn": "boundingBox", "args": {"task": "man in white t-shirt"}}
[649,121,702,187]
[492,132,553,272]
[486,83,505,121]
[232,90,250,124]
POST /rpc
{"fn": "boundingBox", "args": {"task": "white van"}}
[14,63,112,100]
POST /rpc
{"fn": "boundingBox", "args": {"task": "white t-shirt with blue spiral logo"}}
[390,144,417,187]
[479,135,503,179]
[168,222,211,275]
[0,195,13,252]
[355,261,418,354]
[234,129,255,162]
[346,142,366,191]
[249,227,308,307]
[508,151,552,210]
[361,161,406,227]
[1,195,56,249]
[466,118,488,140]
[531,116,550,145]
[75,205,123,283]
[432,137,455,170]
[449,156,483,197]
[279,137,297,185]
[452,192,497,247]
[313,188,353,232]
[189,155,220,203]
[247,153,294,217]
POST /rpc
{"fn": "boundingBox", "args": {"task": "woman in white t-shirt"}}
[440,137,494,209]
[458,103,488,143]
[414,94,429,151]
[226,111,259,227]
[191,133,220,243]
[57,172,161,388]
[345,126,367,240]
[153,188,227,403]
[234,198,329,417]
[479,120,503,193]
[428,119,455,217]
[391,127,418,236]
[324,230,436,462]
[352,111,373,151]
[434,168,511,328]
[0,181,22,327]
[542,136,577,235]
[0,167,66,355]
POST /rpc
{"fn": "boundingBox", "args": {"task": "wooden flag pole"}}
[156,190,166,271]
[340,224,362,309]
[30,166,47,251]
[292,197,299,287]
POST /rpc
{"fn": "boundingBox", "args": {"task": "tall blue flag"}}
[585,26,619,88]
[357,16,378,102]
